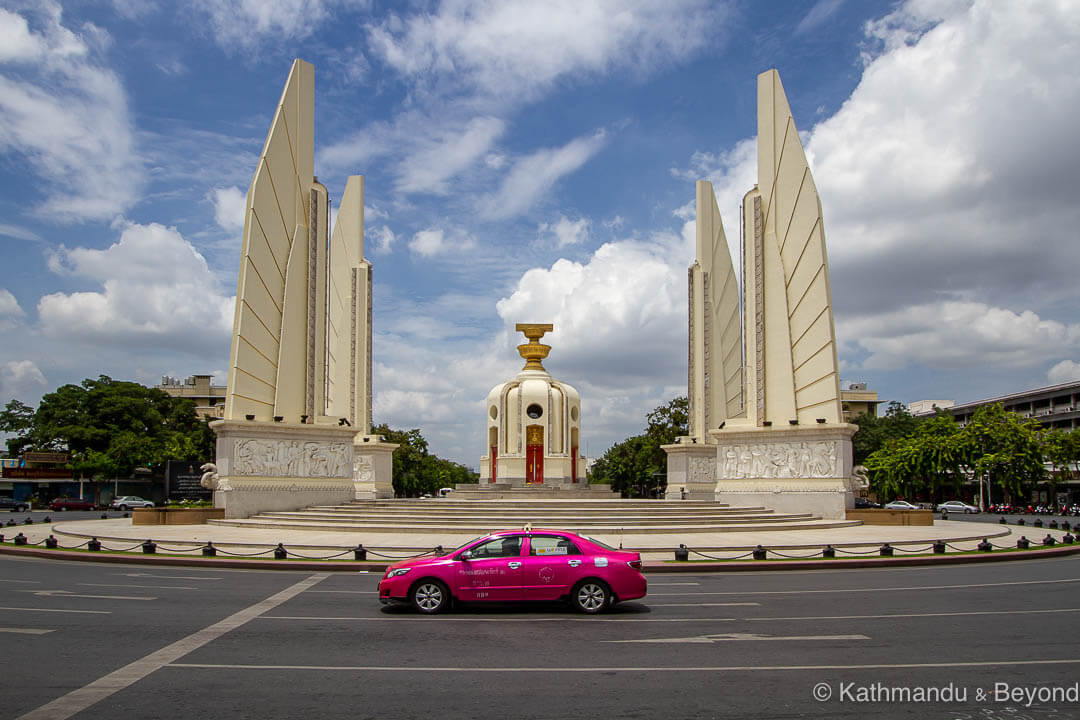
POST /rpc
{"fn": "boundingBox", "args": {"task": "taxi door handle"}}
[508,561,521,569]
[568,560,581,567]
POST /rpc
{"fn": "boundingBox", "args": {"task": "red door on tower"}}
[490,446,498,483]
[526,444,544,484]
[525,424,544,484]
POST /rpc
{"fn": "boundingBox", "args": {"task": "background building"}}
[840,382,881,422]
[910,381,1080,431]
[157,375,226,419]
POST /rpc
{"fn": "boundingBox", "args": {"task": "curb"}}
[3,540,1079,572]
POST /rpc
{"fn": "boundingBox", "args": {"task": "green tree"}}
[852,401,921,465]
[372,423,478,498]
[4,376,214,479]
[589,396,688,498]
[0,399,35,455]
[959,403,1046,507]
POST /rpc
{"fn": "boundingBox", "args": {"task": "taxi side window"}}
[471,536,522,558]
[529,536,580,556]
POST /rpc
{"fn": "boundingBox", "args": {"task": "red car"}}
[48,497,95,511]
[378,529,647,614]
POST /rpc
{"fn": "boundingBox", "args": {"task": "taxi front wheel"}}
[411,580,450,614]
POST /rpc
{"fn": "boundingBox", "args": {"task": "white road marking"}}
[749,607,1080,622]
[168,658,1080,673]
[26,590,155,601]
[604,632,869,644]
[80,583,196,591]
[259,615,738,623]
[650,577,1080,596]
[16,573,328,720]
[118,573,222,581]
[0,628,54,635]
[649,602,760,607]
[262,606,1080,624]
[0,606,109,615]
[0,579,40,584]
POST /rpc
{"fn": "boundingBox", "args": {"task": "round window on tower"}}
[570,406,579,421]
[489,405,498,420]
[526,403,543,419]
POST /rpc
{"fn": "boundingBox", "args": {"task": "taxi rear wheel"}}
[411,580,449,614]
[571,580,611,614]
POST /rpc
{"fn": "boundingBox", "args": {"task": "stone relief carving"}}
[354,454,374,483]
[719,441,839,479]
[688,456,716,484]
[199,462,219,490]
[232,439,352,478]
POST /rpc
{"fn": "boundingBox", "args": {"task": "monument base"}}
[709,423,858,520]
[661,439,718,499]
[210,420,360,519]
[352,435,398,499]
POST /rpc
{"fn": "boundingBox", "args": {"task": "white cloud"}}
[495,232,688,386]
[407,227,475,257]
[38,221,234,355]
[371,226,396,254]
[0,289,24,331]
[0,360,47,402]
[409,228,445,257]
[480,130,607,219]
[394,116,505,194]
[0,4,142,222]
[1048,360,1080,386]
[211,186,246,233]
[795,0,845,35]
[191,0,359,51]
[838,301,1080,372]
[366,0,728,104]
[540,216,590,248]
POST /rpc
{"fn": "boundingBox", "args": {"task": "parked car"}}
[48,497,95,511]
[0,496,29,512]
[884,500,920,511]
[378,529,647,614]
[853,497,880,509]
[937,500,979,514]
[110,496,155,510]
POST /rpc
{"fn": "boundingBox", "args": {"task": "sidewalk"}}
[2,514,1076,570]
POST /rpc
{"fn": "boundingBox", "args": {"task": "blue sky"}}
[2,0,1079,468]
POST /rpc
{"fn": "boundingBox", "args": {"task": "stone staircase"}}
[208,497,861,535]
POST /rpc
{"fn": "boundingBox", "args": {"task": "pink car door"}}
[455,536,524,602]
[521,535,585,601]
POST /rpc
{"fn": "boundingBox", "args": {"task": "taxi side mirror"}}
[458,551,473,561]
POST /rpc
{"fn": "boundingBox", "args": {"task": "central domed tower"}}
[480,324,584,485]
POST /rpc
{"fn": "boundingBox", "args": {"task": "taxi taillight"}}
[627,559,642,571]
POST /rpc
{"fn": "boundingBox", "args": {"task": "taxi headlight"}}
[386,567,412,578]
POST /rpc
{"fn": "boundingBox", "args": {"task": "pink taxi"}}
[378,529,647,614]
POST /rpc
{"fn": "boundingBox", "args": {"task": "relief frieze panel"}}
[720,440,839,479]
[232,439,352,478]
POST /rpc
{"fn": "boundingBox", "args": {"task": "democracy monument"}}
[206,59,396,518]
[663,70,857,519]
[203,60,856,522]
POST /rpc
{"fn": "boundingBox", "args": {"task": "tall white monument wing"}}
[225,59,315,421]
[754,69,842,424]
[688,180,744,441]
[324,175,372,432]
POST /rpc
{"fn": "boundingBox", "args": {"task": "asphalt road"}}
[2,553,1080,719]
